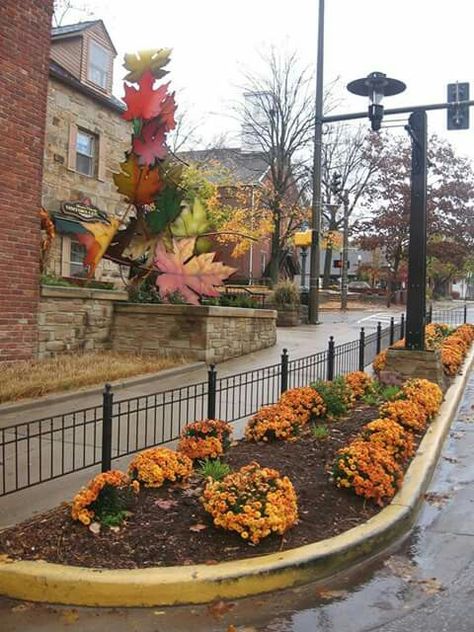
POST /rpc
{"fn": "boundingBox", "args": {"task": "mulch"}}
[0,405,386,569]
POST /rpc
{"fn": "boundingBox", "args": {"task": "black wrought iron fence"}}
[0,304,470,497]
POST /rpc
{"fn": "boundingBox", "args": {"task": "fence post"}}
[427,304,433,324]
[280,348,289,394]
[101,383,113,473]
[389,316,395,346]
[207,365,217,419]
[401,314,405,339]
[327,336,335,381]
[358,328,365,371]
[464,303,468,324]
[376,321,382,354]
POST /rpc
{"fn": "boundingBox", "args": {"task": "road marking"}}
[357,313,394,325]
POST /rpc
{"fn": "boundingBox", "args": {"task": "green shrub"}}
[311,377,350,418]
[197,458,232,481]
[362,382,402,406]
[271,281,300,308]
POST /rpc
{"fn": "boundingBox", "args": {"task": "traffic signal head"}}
[331,172,342,196]
[447,82,469,130]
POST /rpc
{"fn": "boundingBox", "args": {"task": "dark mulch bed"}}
[0,405,384,569]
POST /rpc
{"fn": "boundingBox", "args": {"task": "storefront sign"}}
[60,199,111,224]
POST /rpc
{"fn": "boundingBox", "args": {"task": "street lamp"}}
[294,221,312,291]
[347,71,406,131]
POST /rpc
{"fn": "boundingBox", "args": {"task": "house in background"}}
[42,20,130,281]
[179,147,301,284]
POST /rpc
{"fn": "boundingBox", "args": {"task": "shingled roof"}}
[51,19,117,54]
[178,148,270,185]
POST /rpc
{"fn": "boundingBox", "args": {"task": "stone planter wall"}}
[38,286,128,358]
[112,304,277,363]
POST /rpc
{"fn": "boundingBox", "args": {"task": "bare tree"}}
[53,0,94,26]
[319,124,382,287]
[236,48,316,284]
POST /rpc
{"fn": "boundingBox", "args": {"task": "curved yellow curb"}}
[1,347,473,607]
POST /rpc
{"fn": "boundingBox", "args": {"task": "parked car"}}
[348,281,372,291]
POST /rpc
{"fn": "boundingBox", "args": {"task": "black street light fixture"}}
[347,71,406,131]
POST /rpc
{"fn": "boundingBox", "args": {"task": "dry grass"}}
[0,352,189,404]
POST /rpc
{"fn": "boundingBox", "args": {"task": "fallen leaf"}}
[109,526,120,533]
[154,499,178,510]
[204,559,219,565]
[315,588,348,600]
[89,522,101,535]
[227,626,238,632]
[207,599,235,619]
[424,492,451,508]
[442,456,458,463]
[0,554,14,564]
[11,602,35,612]
[60,609,80,625]
[189,523,208,532]
[384,555,416,581]
[410,577,445,595]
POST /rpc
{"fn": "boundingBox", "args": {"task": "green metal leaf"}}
[145,187,184,234]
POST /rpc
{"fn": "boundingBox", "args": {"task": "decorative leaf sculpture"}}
[123,71,176,122]
[154,238,235,305]
[113,154,163,205]
[124,48,172,83]
[132,119,168,165]
[170,197,210,238]
[146,187,184,234]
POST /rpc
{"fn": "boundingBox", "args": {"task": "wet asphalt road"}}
[1,368,473,632]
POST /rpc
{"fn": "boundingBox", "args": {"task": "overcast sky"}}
[68,0,474,157]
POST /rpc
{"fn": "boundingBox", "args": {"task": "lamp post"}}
[294,223,312,291]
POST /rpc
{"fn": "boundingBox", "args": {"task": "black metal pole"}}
[401,313,406,339]
[389,316,395,346]
[280,348,289,394]
[464,303,468,324]
[358,328,365,371]
[301,247,308,289]
[101,383,113,473]
[376,321,382,354]
[207,365,217,419]
[327,335,335,380]
[405,110,428,350]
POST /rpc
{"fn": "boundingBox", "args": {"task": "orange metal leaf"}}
[123,71,176,122]
[113,154,163,205]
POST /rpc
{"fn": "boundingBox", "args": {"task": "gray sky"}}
[70,0,474,157]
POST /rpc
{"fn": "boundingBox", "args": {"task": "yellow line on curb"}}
[1,347,473,607]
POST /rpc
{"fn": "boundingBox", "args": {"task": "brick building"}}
[43,20,130,281]
[0,0,54,362]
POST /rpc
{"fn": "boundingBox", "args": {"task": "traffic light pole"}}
[341,191,349,311]
[405,110,428,350]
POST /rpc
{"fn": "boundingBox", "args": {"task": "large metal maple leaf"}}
[113,154,163,205]
[123,71,176,122]
[123,48,172,83]
[154,238,235,304]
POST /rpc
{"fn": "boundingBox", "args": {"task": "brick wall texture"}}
[0,0,54,362]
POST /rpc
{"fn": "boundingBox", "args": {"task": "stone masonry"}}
[112,304,277,363]
[38,286,127,358]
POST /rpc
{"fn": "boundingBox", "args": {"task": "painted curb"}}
[0,362,205,416]
[0,347,472,607]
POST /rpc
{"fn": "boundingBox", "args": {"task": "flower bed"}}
[0,336,471,569]
[178,419,232,461]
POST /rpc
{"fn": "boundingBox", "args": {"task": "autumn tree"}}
[355,133,474,302]
[236,48,315,283]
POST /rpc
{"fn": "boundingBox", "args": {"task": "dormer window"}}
[88,40,109,89]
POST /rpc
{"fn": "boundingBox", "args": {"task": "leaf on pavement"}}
[413,577,445,594]
[315,588,349,600]
[60,609,80,625]
[424,491,452,508]
[207,599,235,619]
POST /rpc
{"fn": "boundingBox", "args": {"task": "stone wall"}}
[0,0,54,362]
[112,304,277,363]
[38,286,127,358]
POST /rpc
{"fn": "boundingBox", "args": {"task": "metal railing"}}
[0,304,470,497]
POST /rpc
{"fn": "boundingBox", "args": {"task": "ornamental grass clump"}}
[333,440,403,506]
[361,418,415,462]
[245,404,300,442]
[201,461,298,544]
[177,419,232,461]
[278,386,326,424]
[402,378,443,419]
[344,371,374,400]
[71,470,139,527]
[128,447,192,488]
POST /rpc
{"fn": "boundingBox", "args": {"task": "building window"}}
[88,40,109,89]
[76,129,96,177]
[70,240,87,277]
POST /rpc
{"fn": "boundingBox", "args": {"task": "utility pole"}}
[309,0,325,324]
[341,191,349,310]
